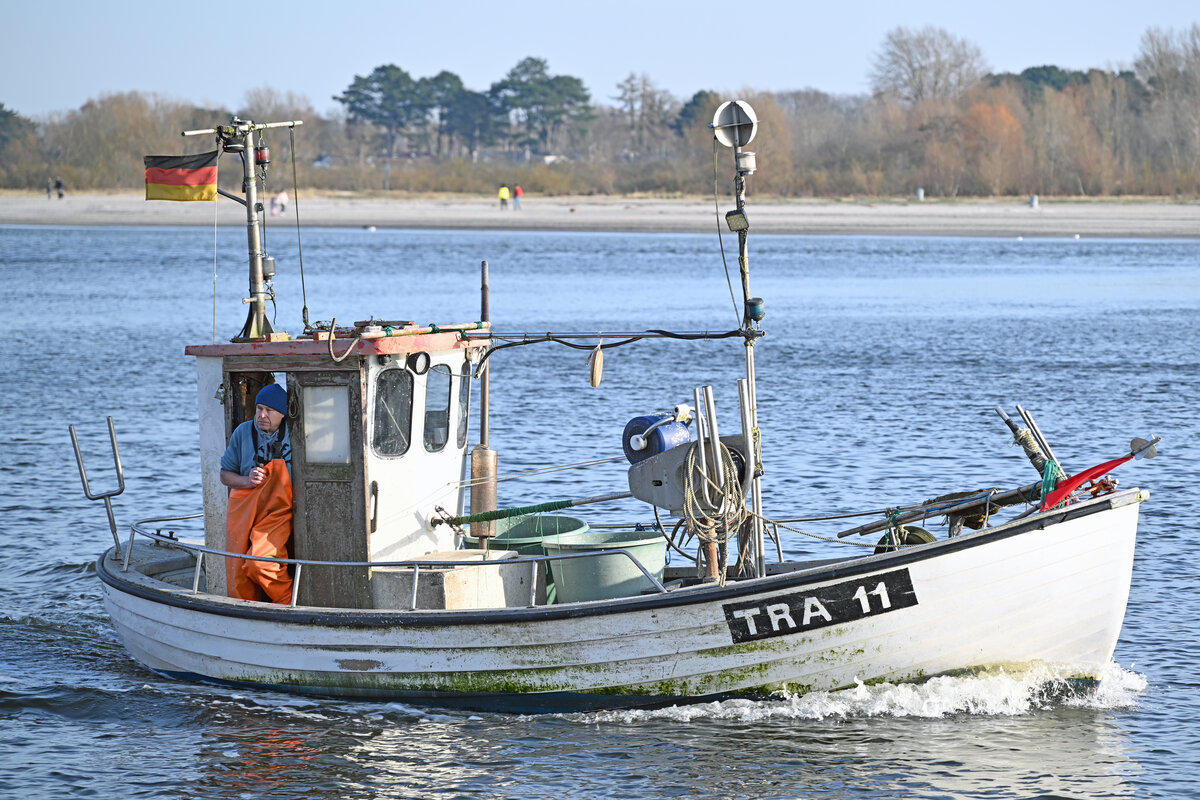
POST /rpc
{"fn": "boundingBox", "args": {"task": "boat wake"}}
[583,661,1146,724]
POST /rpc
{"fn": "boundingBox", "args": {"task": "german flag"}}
[144,151,219,201]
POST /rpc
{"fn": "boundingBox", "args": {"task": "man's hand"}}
[221,469,264,490]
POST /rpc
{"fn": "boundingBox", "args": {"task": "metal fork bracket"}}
[69,417,126,558]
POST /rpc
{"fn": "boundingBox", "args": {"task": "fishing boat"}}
[77,104,1159,712]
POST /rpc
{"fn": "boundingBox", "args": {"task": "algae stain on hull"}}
[227,629,923,702]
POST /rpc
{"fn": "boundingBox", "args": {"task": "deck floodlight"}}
[725,208,749,232]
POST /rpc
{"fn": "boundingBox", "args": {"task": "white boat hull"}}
[98,491,1142,711]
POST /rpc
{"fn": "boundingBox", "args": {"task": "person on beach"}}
[219,384,294,604]
[513,185,523,210]
[498,185,510,210]
[276,190,288,215]
[46,179,52,200]
[54,177,64,199]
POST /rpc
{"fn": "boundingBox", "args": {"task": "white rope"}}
[682,442,747,585]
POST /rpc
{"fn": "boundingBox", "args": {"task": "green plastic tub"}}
[463,514,589,555]
[543,529,667,604]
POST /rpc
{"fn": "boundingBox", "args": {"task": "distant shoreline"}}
[2,191,1199,238]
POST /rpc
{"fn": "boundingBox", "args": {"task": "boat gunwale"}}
[96,488,1145,628]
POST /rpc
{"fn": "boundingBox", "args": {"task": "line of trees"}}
[333,57,591,160]
[3,24,1200,197]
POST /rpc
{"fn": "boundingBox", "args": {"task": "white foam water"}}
[585,661,1146,724]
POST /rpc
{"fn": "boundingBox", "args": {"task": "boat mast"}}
[183,117,302,340]
[711,101,767,577]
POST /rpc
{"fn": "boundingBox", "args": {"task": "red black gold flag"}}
[144,151,219,201]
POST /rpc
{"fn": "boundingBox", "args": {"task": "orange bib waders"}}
[225,458,294,604]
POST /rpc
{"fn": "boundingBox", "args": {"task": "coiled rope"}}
[682,442,747,585]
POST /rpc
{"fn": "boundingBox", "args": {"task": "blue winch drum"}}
[622,413,691,464]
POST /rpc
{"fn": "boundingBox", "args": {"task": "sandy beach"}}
[3,191,1199,237]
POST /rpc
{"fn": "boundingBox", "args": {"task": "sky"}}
[2,0,1198,119]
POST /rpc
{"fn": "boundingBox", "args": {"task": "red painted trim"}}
[185,332,488,357]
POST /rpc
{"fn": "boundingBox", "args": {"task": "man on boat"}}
[219,384,294,604]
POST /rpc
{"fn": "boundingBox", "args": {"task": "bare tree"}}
[870,26,988,103]
[613,73,676,158]
[1135,24,1200,98]
[1134,24,1200,179]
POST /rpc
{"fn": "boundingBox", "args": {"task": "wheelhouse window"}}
[303,385,351,464]
[424,365,452,452]
[374,369,413,457]
[456,361,470,449]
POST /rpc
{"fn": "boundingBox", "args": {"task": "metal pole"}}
[738,379,764,574]
[480,260,490,447]
[470,260,498,542]
[184,119,300,341]
[734,146,753,330]
[732,144,767,578]
[747,347,766,578]
[702,385,724,493]
[236,121,271,340]
[692,386,712,506]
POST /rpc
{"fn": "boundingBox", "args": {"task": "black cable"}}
[472,334,644,373]
[471,327,749,375]
[713,136,740,325]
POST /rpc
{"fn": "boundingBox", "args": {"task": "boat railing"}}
[120,514,668,609]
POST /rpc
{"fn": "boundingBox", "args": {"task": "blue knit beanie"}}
[256,384,288,415]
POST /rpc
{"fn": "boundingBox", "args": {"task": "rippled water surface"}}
[2,224,1198,798]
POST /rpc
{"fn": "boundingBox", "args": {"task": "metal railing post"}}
[409,565,420,610]
[290,564,303,607]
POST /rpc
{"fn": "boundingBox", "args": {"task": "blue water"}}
[2,223,1199,798]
